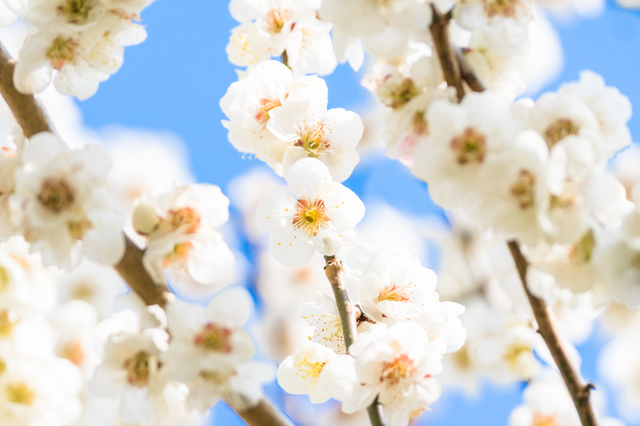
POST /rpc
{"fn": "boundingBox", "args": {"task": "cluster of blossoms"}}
[1,0,155,99]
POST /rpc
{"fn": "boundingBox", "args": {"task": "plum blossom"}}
[220,60,328,173]
[226,0,337,75]
[412,91,520,209]
[320,321,443,426]
[277,342,337,403]
[10,132,125,268]
[257,158,365,267]
[267,93,364,182]
[11,0,154,99]
[162,288,274,412]
[134,183,235,298]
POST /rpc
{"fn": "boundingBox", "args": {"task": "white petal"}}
[268,227,315,267]
[257,186,297,233]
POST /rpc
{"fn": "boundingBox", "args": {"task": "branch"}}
[0,40,293,426]
[453,47,486,93]
[429,5,464,101]
[324,255,385,426]
[425,19,598,425]
[0,44,53,138]
[508,241,598,426]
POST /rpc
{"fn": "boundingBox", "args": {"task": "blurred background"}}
[4,0,640,424]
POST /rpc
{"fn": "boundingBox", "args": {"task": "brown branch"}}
[454,47,486,93]
[0,40,292,426]
[324,255,358,348]
[429,6,464,102]
[0,44,53,138]
[508,241,598,426]
[426,19,598,424]
[236,399,294,426]
[324,255,385,426]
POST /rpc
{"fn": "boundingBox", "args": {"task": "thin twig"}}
[324,255,386,426]
[508,241,598,426]
[281,50,289,68]
[0,40,292,426]
[324,255,358,348]
[453,47,486,93]
[429,5,464,101]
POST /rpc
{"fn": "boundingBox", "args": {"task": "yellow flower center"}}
[38,178,75,213]
[484,0,518,17]
[0,359,6,375]
[265,9,292,33]
[255,97,282,127]
[377,283,412,303]
[6,383,35,405]
[381,353,415,385]
[502,343,532,372]
[58,0,92,24]
[569,230,596,263]
[450,127,487,165]
[0,311,16,338]
[543,119,579,149]
[510,169,536,209]
[293,199,331,237]
[296,357,327,380]
[379,77,420,109]
[167,207,201,234]
[46,37,78,70]
[293,123,331,158]
[194,323,233,353]
[124,351,152,387]
[67,218,92,240]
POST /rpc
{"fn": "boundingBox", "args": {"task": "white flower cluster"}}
[88,288,272,425]
[6,0,155,99]
[1,131,125,269]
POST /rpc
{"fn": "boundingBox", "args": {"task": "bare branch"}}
[429,5,464,101]
[0,41,292,426]
[324,255,385,426]
[453,47,486,93]
[0,44,53,138]
[508,241,598,426]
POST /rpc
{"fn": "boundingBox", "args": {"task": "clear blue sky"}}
[75,1,640,424]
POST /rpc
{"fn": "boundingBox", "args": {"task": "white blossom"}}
[277,342,337,403]
[257,158,365,267]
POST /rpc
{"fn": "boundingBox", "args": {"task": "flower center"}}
[569,230,595,263]
[6,383,35,405]
[502,343,532,372]
[38,178,75,213]
[265,9,292,33]
[293,123,331,158]
[484,0,517,17]
[0,266,10,292]
[72,283,94,301]
[166,207,201,234]
[0,311,16,338]
[533,414,559,426]
[163,241,194,267]
[201,370,228,384]
[453,345,472,370]
[255,97,282,127]
[194,323,233,353]
[61,341,86,367]
[0,359,6,375]
[46,37,78,70]
[293,199,330,237]
[377,283,412,303]
[549,180,581,210]
[379,76,419,109]
[381,353,415,385]
[124,351,153,387]
[58,0,92,24]
[296,357,328,380]
[510,169,536,209]
[450,127,487,165]
[543,119,579,149]
[67,218,92,240]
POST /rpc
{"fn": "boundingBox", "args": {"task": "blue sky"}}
[75,1,640,424]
